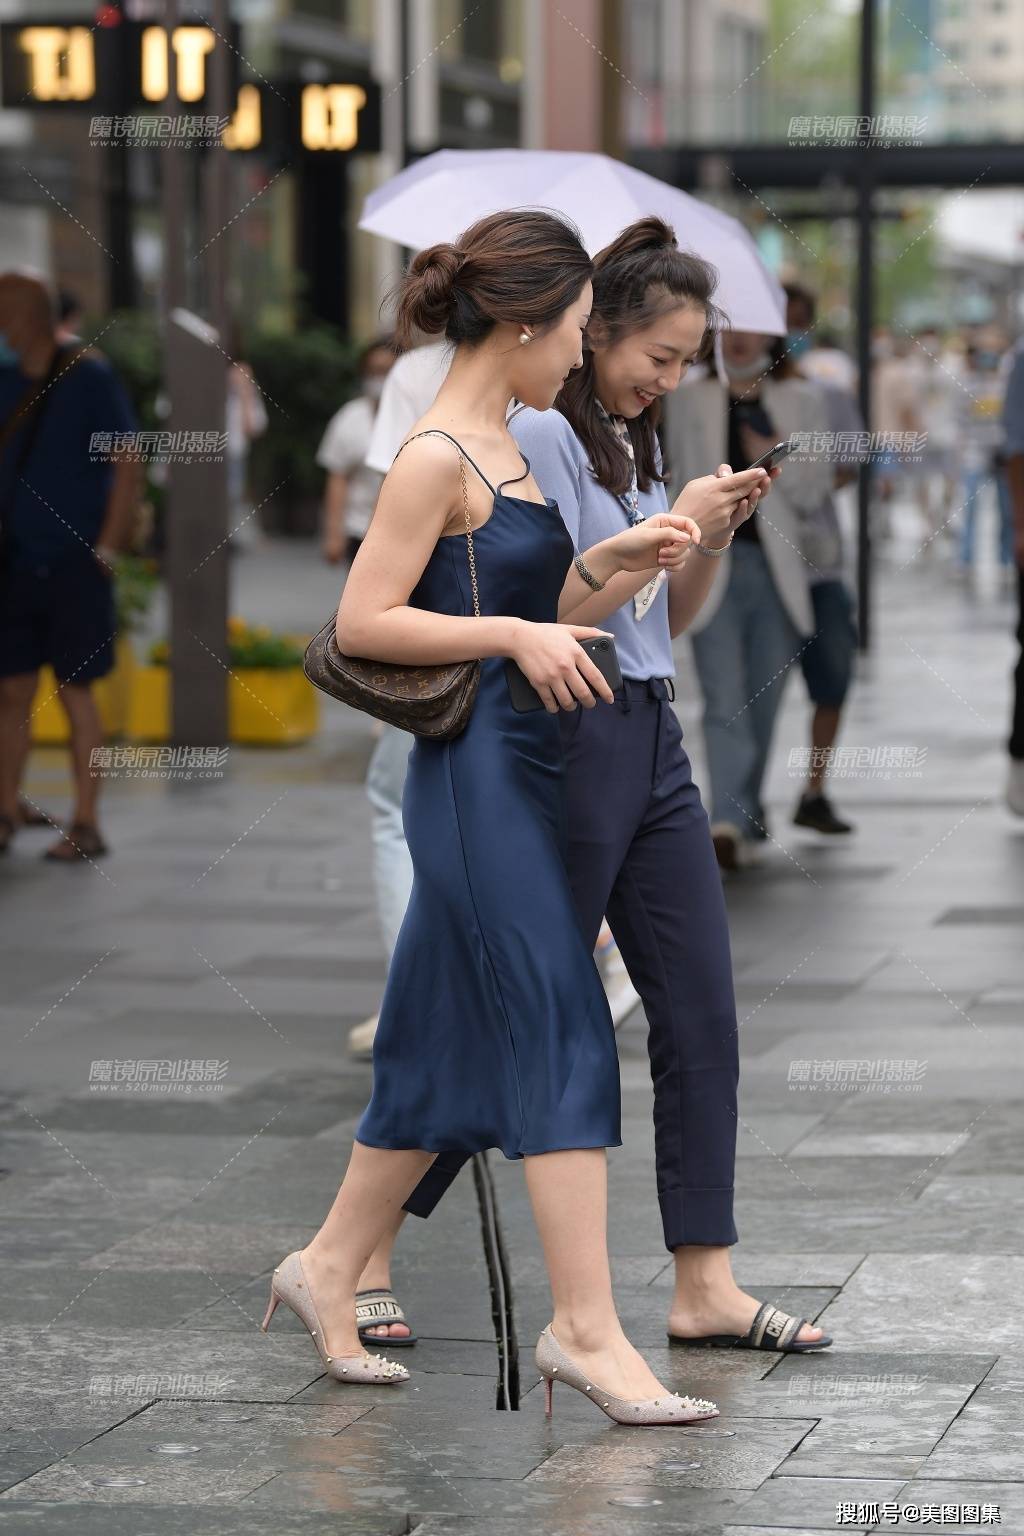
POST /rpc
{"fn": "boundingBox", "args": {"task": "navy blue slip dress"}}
[355,430,622,1160]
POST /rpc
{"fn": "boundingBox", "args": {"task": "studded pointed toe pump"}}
[261,1250,409,1385]
[536,1324,718,1426]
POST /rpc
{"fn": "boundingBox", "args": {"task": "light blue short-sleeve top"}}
[509,406,676,681]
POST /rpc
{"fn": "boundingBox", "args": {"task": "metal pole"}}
[161,0,186,318]
[163,0,229,748]
[202,0,231,342]
[105,0,136,309]
[855,0,876,650]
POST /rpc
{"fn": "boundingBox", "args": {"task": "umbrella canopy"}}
[359,149,787,336]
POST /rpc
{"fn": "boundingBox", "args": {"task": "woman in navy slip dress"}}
[264,210,719,1420]
[355,427,622,1159]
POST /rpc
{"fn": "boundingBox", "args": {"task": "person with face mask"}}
[317,337,396,566]
[662,328,834,869]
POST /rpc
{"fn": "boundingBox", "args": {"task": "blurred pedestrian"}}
[665,327,834,869]
[795,326,858,395]
[317,335,395,567]
[873,335,924,534]
[908,326,959,550]
[786,284,859,837]
[225,332,268,552]
[0,272,140,860]
[1002,335,1024,816]
[956,337,1013,573]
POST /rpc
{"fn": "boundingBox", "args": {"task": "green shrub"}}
[247,325,359,511]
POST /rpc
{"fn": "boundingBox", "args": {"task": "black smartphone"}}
[505,634,623,713]
[747,439,796,473]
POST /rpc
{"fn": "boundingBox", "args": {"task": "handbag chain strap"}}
[393,429,481,620]
[457,450,481,620]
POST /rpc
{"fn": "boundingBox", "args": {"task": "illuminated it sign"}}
[301,84,368,152]
[12,26,95,101]
[0,20,381,154]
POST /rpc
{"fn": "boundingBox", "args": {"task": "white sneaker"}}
[736,835,765,867]
[348,1014,379,1058]
[1008,758,1024,818]
[594,931,641,1028]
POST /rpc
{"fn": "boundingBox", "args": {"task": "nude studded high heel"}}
[261,1250,409,1385]
[536,1324,718,1425]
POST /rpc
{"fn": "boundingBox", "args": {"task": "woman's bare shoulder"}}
[382,425,465,494]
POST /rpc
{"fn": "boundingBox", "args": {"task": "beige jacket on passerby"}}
[661,374,835,637]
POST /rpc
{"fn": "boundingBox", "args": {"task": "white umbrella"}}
[359,149,786,335]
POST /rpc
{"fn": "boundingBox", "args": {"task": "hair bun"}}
[391,209,592,349]
[396,242,465,338]
[413,243,465,284]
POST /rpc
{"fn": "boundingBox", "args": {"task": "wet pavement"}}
[2,505,1022,1533]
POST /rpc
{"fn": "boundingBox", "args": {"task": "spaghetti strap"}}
[394,428,497,497]
[497,453,530,495]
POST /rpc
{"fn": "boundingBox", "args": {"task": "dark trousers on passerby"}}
[404,677,740,1252]
[1012,567,1024,761]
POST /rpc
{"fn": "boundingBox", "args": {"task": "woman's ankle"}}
[301,1240,360,1289]
[672,1244,736,1297]
[550,1308,626,1353]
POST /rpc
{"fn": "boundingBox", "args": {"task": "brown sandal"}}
[43,821,108,861]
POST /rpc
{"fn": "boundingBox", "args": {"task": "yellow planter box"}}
[127,663,318,745]
[230,665,319,744]
[30,637,136,744]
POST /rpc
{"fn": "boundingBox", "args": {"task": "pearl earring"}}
[519,332,531,345]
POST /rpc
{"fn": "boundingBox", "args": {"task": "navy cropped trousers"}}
[403,676,741,1252]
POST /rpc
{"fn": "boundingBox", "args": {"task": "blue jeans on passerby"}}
[960,462,1013,567]
[365,723,415,961]
[690,540,802,835]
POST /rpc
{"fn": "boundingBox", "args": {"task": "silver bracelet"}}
[694,534,733,559]
[573,552,605,591]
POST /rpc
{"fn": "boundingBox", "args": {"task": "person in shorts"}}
[0,272,139,860]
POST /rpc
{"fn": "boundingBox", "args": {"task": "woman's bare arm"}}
[558,562,660,624]
[336,436,521,662]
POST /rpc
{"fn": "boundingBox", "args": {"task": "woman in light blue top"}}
[367,218,832,1357]
[503,218,831,1353]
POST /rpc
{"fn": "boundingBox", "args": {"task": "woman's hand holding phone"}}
[509,621,617,713]
[670,466,770,547]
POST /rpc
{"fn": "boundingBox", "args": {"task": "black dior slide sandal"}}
[356,1288,418,1347]
[668,1300,832,1352]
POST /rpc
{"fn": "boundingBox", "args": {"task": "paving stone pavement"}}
[1,518,1021,1534]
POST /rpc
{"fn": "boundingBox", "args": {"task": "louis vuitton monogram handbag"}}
[303,434,482,741]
